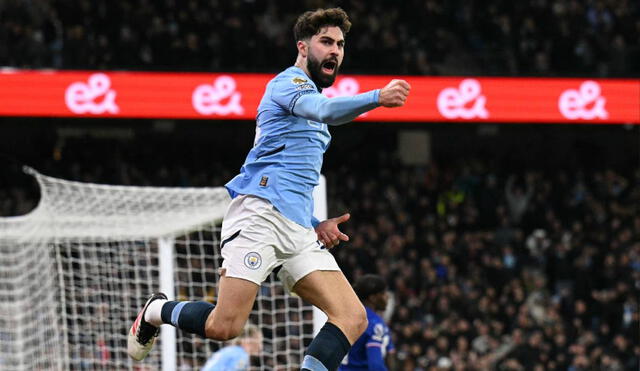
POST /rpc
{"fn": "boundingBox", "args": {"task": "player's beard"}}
[307,52,339,88]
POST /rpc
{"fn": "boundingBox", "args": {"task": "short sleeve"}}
[367,322,385,345]
[270,73,318,114]
[232,354,249,371]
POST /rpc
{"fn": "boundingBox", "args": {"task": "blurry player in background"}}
[129,8,410,371]
[339,275,395,371]
[201,323,262,371]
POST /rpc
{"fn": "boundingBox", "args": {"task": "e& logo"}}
[65,73,119,114]
[558,81,608,120]
[193,76,244,116]
[437,79,489,119]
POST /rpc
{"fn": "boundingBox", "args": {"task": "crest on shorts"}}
[244,252,262,269]
[292,77,308,84]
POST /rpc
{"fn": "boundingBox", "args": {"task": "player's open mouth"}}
[322,60,337,74]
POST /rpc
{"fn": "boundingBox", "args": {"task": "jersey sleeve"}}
[367,321,385,345]
[232,353,249,371]
[293,90,380,126]
[270,73,318,115]
[365,321,388,370]
[269,70,380,126]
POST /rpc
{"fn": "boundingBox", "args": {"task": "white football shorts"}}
[219,194,341,293]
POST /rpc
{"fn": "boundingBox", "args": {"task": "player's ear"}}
[297,40,308,58]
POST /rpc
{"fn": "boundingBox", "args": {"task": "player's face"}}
[243,332,263,355]
[373,291,389,312]
[306,26,345,88]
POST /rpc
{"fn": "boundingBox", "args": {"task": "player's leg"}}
[128,194,276,361]
[293,270,367,371]
[128,275,258,361]
[272,206,366,371]
[295,270,366,343]
[203,275,259,339]
[161,275,259,338]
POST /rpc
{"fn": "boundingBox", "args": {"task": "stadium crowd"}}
[1,0,639,77]
[330,156,639,370]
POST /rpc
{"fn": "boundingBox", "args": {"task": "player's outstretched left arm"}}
[315,213,350,248]
[293,79,411,126]
[294,90,379,126]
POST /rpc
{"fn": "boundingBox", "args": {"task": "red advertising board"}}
[0,69,638,123]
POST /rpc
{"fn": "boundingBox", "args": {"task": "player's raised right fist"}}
[379,79,411,107]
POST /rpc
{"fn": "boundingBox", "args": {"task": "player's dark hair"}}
[293,8,351,41]
[353,274,386,301]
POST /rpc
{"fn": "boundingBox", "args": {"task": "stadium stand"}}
[0,0,639,76]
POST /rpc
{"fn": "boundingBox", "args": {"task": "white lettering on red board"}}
[558,81,608,120]
[192,76,244,115]
[65,73,119,114]
[437,79,489,119]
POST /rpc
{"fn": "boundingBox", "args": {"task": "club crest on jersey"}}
[259,176,268,187]
[292,77,308,85]
[244,252,262,269]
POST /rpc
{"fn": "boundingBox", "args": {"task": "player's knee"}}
[206,324,243,341]
[336,304,367,339]
[353,305,368,336]
[205,317,244,341]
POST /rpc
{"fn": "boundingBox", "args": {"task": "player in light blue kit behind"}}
[128,8,410,371]
[340,275,395,371]
[201,323,262,371]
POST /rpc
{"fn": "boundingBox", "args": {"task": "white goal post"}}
[0,168,327,370]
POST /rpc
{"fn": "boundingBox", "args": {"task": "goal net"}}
[0,168,315,370]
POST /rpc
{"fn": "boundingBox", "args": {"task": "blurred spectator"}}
[505,175,534,225]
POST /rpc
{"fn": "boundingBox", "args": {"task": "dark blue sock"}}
[160,301,214,338]
[301,322,351,371]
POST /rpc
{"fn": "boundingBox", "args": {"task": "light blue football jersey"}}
[201,345,249,371]
[225,66,331,227]
[226,66,379,227]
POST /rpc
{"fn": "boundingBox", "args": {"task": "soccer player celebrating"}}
[339,275,395,371]
[128,8,410,371]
